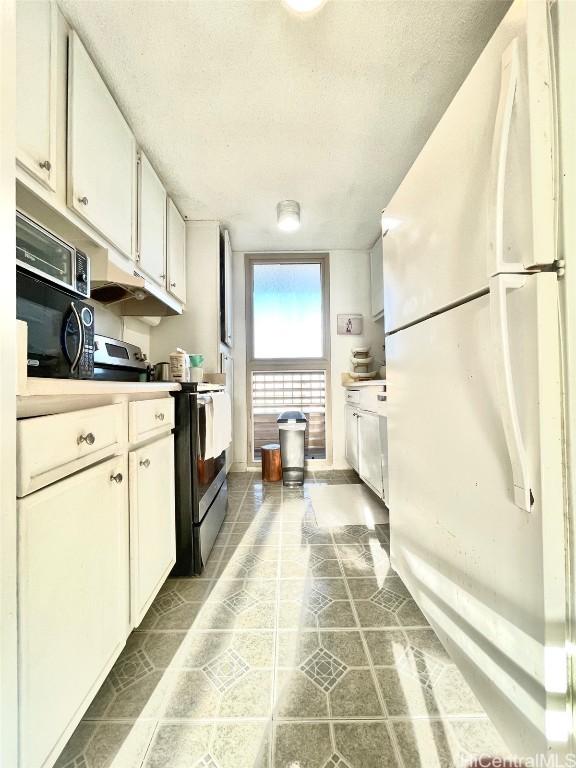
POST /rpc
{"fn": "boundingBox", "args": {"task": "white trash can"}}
[277,410,307,487]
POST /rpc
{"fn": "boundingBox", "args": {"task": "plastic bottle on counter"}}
[169,348,189,382]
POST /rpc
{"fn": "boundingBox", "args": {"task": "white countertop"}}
[342,380,387,389]
[18,378,181,398]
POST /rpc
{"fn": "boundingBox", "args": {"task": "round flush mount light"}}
[277,200,301,232]
[282,0,326,15]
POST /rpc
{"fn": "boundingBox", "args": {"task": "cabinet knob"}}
[170,281,176,288]
[78,196,89,206]
[77,432,95,446]
[160,273,166,280]
[110,472,123,484]
[39,159,51,171]
[139,458,151,468]
[155,413,165,421]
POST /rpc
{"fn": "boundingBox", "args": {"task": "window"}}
[251,371,327,460]
[246,254,331,464]
[252,263,323,358]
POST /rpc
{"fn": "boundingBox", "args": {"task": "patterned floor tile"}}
[301,647,348,691]
[144,722,271,768]
[162,667,273,719]
[280,546,342,578]
[332,721,399,768]
[375,662,484,717]
[54,721,157,768]
[54,472,506,768]
[277,630,368,669]
[392,718,512,768]
[274,722,332,767]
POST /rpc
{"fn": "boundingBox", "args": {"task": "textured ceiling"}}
[59,0,509,251]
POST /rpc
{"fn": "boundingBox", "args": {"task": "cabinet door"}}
[380,416,389,505]
[68,31,136,258]
[345,405,359,472]
[167,197,186,303]
[16,0,58,190]
[129,434,176,626]
[224,229,233,346]
[370,235,384,319]
[358,411,383,497]
[18,456,129,768]
[221,352,234,471]
[138,152,167,286]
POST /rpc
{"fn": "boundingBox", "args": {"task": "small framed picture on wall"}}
[337,314,363,335]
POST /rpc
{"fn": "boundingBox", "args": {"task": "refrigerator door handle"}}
[488,38,524,277]
[489,273,533,512]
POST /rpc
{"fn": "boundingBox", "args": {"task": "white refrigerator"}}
[382,0,572,758]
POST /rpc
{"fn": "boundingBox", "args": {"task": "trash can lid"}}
[277,410,307,423]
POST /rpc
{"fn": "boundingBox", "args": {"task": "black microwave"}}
[17,269,95,379]
[16,212,95,379]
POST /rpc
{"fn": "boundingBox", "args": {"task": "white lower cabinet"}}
[357,411,384,498]
[345,402,387,503]
[18,455,129,768]
[345,404,359,472]
[129,434,176,626]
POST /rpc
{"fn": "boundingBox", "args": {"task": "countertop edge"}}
[17,379,182,398]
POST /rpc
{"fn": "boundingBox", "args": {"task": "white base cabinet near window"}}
[345,397,388,504]
[129,434,176,626]
[18,455,129,768]
[357,410,384,499]
[345,404,359,473]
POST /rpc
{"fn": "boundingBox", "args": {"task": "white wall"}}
[1,2,18,764]
[149,221,221,372]
[92,302,152,358]
[231,250,384,470]
[329,250,384,467]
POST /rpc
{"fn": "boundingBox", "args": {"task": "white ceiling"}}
[59,0,509,252]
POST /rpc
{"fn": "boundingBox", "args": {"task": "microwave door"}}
[62,302,84,375]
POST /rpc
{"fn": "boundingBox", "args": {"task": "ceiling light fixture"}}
[277,200,301,232]
[282,0,326,15]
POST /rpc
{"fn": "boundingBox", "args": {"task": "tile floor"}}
[55,470,512,768]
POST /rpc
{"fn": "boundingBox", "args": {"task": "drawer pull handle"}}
[155,413,165,421]
[110,472,123,484]
[139,458,150,468]
[77,432,95,446]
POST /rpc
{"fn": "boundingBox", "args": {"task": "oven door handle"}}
[68,301,84,373]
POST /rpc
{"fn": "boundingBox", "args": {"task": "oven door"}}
[16,269,94,379]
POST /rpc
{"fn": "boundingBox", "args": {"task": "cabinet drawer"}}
[345,388,360,404]
[129,397,174,443]
[17,403,123,497]
[360,386,387,414]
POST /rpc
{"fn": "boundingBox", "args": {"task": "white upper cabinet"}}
[370,233,384,319]
[16,0,58,190]
[166,197,186,303]
[67,31,136,259]
[137,152,167,286]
